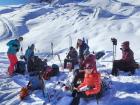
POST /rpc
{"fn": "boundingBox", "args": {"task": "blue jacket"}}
[25,47,34,61]
[7,39,20,54]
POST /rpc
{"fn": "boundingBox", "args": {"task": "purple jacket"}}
[121,48,135,63]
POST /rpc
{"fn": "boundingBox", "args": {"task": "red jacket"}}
[78,72,101,96]
[82,54,97,72]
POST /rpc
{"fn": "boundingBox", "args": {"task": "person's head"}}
[85,64,94,74]
[30,44,35,50]
[83,50,90,58]
[18,37,23,42]
[77,39,83,45]
[121,41,130,50]
[70,46,74,50]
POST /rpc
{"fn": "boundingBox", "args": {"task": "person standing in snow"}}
[24,44,35,62]
[111,41,138,76]
[76,38,89,68]
[7,37,23,76]
[64,46,78,70]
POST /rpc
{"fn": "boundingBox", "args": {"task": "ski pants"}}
[7,54,18,76]
[64,59,76,69]
[111,60,135,76]
[72,69,85,87]
[70,90,94,105]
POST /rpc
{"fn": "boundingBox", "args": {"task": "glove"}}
[79,86,93,92]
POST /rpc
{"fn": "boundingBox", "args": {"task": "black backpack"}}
[95,51,105,60]
[15,61,26,75]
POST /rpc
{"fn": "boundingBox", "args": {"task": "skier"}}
[72,50,97,87]
[111,41,138,76]
[76,38,89,67]
[7,37,23,76]
[64,46,78,70]
[24,44,35,62]
[70,63,101,105]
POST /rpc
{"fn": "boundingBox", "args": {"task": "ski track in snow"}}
[0,17,18,41]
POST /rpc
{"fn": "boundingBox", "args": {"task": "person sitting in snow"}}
[27,56,45,74]
[72,50,97,87]
[64,46,78,70]
[70,63,101,105]
[111,41,139,76]
[7,37,23,76]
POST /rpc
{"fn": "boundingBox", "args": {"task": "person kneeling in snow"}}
[70,64,101,105]
[111,41,139,76]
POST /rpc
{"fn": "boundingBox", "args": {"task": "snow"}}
[0,0,140,105]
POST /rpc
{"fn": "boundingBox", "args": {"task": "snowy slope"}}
[0,0,140,105]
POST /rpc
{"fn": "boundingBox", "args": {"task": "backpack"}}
[42,64,59,80]
[95,51,105,60]
[14,61,26,75]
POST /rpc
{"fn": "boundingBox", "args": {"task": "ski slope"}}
[0,0,140,105]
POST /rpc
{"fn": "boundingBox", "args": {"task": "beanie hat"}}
[122,41,129,46]
[69,46,74,50]
[18,36,23,41]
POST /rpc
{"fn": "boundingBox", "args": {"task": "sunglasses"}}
[85,67,92,69]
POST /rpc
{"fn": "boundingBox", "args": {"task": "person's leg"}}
[112,60,129,76]
[64,59,68,69]
[71,91,93,105]
[7,54,18,76]
[112,60,124,76]
[72,71,85,87]
[71,60,75,69]
[70,96,80,105]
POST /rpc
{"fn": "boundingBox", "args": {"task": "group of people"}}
[62,38,139,105]
[6,37,139,103]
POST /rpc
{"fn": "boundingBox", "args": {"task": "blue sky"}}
[0,0,31,5]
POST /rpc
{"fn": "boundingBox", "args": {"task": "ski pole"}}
[51,42,54,59]
[57,54,63,70]
[111,38,117,61]
[69,35,72,48]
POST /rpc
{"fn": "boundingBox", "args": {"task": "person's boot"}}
[111,69,118,76]
[128,70,135,76]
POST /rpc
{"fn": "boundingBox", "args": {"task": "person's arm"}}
[122,50,134,62]
[7,40,14,46]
